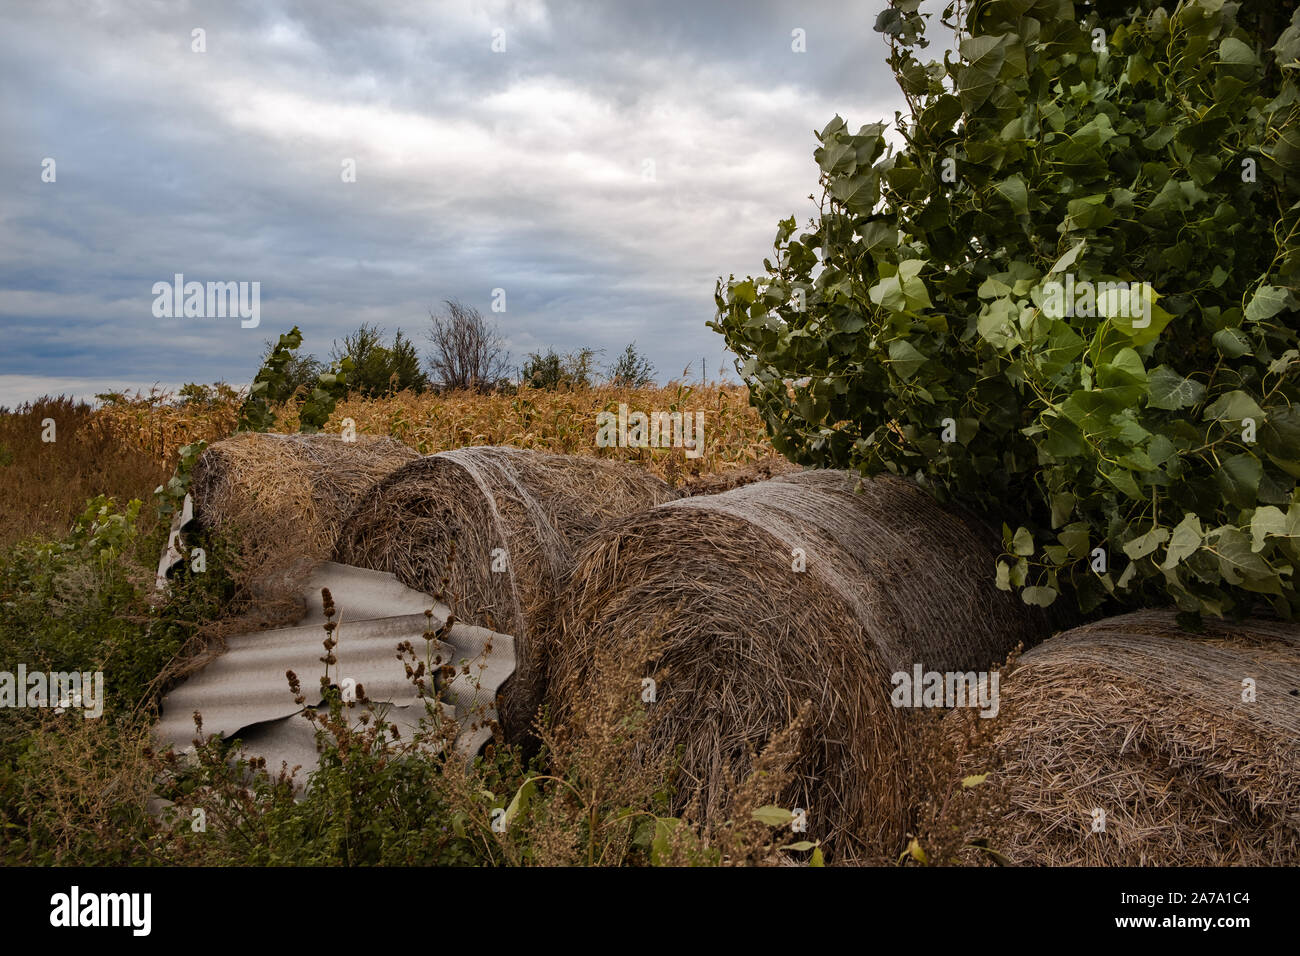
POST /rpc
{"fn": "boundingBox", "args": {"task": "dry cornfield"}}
[89,383,776,487]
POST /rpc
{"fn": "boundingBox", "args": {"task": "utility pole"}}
[701,357,706,384]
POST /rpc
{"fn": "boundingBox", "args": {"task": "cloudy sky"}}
[0,0,908,406]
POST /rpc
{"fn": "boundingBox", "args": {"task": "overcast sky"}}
[0,0,907,407]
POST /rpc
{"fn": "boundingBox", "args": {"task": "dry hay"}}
[188,432,419,614]
[955,610,1300,866]
[333,445,680,740]
[550,468,1055,858]
[681,455,802,497]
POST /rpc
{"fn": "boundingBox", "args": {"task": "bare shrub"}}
[426,299,510,392]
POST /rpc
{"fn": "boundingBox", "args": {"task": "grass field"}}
[1,384,847,867]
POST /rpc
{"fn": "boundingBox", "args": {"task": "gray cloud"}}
[0,0,903,404]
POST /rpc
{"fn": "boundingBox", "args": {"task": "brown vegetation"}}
[0,396,170,548]
[334,446,679,740]
[551,469,1055,858]
[942,610,1300,866]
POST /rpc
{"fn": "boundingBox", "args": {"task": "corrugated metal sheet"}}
[154,493,193,589]
[155,562,515,777]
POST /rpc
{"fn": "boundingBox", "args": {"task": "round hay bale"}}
[550,468,1054,857]
[333,445,681,740]
[956,610,1300,865]
[190,431,420,584]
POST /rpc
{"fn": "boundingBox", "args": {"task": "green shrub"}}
[238,327,353,433]
[608,341,657,387]
[521,347,599,389]
[331,324,429,397]
[0,496,240,864]
[714,0,1300,620]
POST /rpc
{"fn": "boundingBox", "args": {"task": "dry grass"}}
[277,383,776,486]
[24,382,772,498]
[2,381,772,548]
[191,432,419,565]
[163,432,421,671]
[92,387,239,464]
[551,469,1057,859]
[947,610,1300,865]
[335,446,679,741]
[0,396,171,547]
[9,710,159,864]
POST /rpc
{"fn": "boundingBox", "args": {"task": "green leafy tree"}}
[176,382,240,406]
[521,347,600,389]
[331,324,429,397]
[608,341,657,387]
[521,349,565,389]
[253,335,323,401]
[237,327,352,434]
[714,0,1300,621]
[238,328,305,431]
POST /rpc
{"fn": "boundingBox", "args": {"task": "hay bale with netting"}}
[189,432,419,598]
[948,610,1300,866]
[550,468,1055,857]
[333,445,680,740]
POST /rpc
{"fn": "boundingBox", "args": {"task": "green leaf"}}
[888,340,928,380]
[868,275,905,312]
[867,262,930,314]
[1269,349,1299,376]
[829,171,880,214]
[978,276,1013,299]
[1097,347,1147,403]
[1021,586,1058,607]
[1162,513,1204,569]
[905,836,929,865]
[1109,290,1173,345]
[897,259,932,311]
[1216,453,1263,508]
[961,773,989,788]
[977,297,1020,351]
[752,805,794,827]
[958,34,1009,114]
[1012,526,1034,556]
[1101,464,1144,501]
[1064,194,1114,231]
[1203,390,1264,424]
[1244,285,1288,323]
[501,777,536,829]
[1050,492,1076,529]
[1047,240,1085,276]
[994,174,1029,214]
[1123,526,1169,560]
[1207,526,1275,587]
[1212,327,1251,358]
[1250,505,1300,551]
[1218,36,1260,67]
[1147,365,1205,410]
[651,817,681,866]
[1061,389,1127,437]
